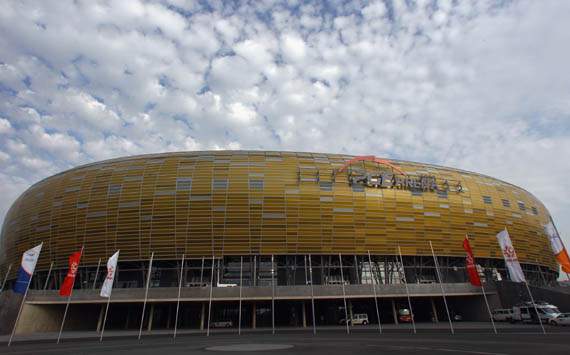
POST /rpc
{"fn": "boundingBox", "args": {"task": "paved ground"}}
[2,330,570,355]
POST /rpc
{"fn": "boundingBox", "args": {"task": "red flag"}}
[59,250,82,296]
[463,236,482,286]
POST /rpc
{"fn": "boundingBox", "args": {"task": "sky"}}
[1,0,570,249]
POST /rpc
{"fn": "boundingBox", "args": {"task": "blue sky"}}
[1,0,570,250]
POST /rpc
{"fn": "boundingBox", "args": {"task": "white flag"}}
[496,229,526,283]
[100,251,119,298]
[14,243,43,294]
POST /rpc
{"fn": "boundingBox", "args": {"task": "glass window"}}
[517,201,526,211]
[213,179,228,190]
[176,177,192,191]
[108,184,122,194]
[320,181,333,191]
[437,190,448,199]
[249,179,264,190]
[502,199,511,208]
[531,207,538,215]
[352,184,364,192]
[411,189,423,196]
[483,196,492,204]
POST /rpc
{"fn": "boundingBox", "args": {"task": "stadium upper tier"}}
[0,151,558,273]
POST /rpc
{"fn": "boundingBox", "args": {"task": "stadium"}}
[0,151,560,335]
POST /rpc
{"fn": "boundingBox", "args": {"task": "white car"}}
[549,313,570,326]
[492,309,514,322]
[339,313,369,325]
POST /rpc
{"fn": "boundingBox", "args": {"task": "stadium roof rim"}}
[20,149,541,204]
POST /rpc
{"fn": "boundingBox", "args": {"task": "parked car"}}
[398,308,414,323]
[492,309,514,322]
[211,320,233,328]
[339,313,369,325]
[549,313,570,326]
[512,302,560,323]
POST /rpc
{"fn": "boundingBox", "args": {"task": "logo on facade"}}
[337,156,462,193]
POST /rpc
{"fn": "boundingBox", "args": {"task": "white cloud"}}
[0,0,570,264]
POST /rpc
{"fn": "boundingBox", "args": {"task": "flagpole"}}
[429,241,454,334]
[339,253,350,334]
[43,262,53,290]
[8,243,43,347]
[397,245,416,334]
[238,256,243,335]
[57,246,84,344]
[92,257,102,289]
[8,272,33,346]
[173,254,184,341]
[523,280,545,334]
[0,263,12,293]
[367,250,382,334]
[100,252,119,343]
[271,254,276,335]
[308,254,316,335]
[480,281,497,334]
[466,235,496,334]
[99,284,112,342]
[206,255,214,336]
[505,227,545,334]
[138,251,154,340]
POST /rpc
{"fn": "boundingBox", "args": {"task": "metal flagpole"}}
[57,247,84,344]
[397,245,416,334]
[100,263,118,342]
[173,254,185,341]
[524,281,546,334]
[138,252,154,340]
[271,254,276,335]
[504,226,545,334]
[338,253,350,334]
[92,258,102,289]
[367,251,382,334]
[200,257,204,285]
[238,256,243,335]
[43,262,53,290]
[308,254,316,335]
[466,235,496,334]
[8,270,34,346]
[206,255,214,336]
[480,282,497,334]
[1,263,12,293]
[429,241,454,334]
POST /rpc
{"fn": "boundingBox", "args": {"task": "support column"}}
[125,306,131,329]
[302,302,307,328]
[167,304,172,329]
[147,304,155,332]
[97,304,105,332]
[431,298,439,323]
[200,303,205,330]
[392,300,398,324]
[252,303,257,329]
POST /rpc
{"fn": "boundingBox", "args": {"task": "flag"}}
[13,243,43,294]
[544,218,570,273]
[59,250,82,296]
[496,229,526,282]
[100,251,119,298]
[463,236,482,286]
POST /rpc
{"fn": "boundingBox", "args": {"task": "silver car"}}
[549,313,570,326]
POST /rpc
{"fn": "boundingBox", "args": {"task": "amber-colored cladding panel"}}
[0,151,558,273]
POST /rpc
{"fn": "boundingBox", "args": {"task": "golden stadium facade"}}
[0,151,560,334]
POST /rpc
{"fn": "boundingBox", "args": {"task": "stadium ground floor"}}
[2,281,500,335]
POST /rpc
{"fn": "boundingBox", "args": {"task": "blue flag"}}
[13,243,43,294]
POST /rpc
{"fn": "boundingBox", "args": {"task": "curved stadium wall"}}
[0,151,559,287]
